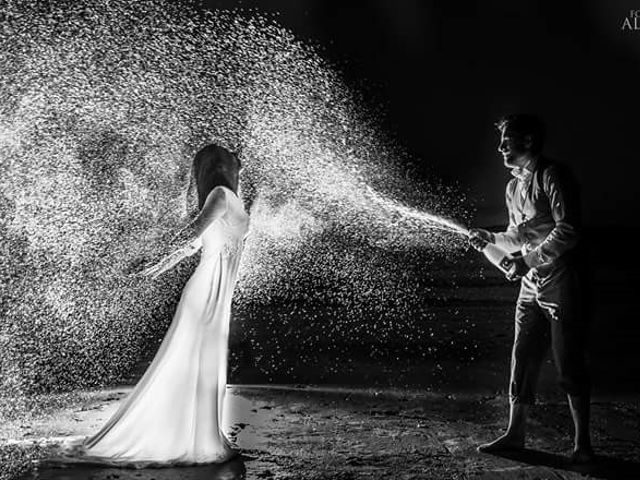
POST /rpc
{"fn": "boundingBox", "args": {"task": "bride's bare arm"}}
[163,187,228,248]
[137,188,228,279]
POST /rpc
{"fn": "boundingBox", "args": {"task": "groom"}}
[468,114,594,463]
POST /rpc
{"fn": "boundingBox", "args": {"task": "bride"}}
[58,144,250,467]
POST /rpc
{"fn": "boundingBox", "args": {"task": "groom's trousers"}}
[508,264,591,405]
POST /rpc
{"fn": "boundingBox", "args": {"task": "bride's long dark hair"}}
[186,143,255,215]
[186,144,239,210]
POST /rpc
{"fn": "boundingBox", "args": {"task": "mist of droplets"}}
[0,0,475,406]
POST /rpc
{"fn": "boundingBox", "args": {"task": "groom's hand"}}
[468,228,495,251]
[505,256,529,281]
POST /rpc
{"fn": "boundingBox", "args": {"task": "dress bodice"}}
[199,187,249,259]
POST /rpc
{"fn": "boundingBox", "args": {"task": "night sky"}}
[205,0,640,227]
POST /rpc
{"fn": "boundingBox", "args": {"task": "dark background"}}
[192,0,640,398]
[205,0,639,227]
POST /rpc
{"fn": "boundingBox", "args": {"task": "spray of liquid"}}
[0,0,474,408]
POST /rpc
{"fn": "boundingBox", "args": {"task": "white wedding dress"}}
[60,186,249,467]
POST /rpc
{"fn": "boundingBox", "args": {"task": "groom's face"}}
[498,127,530,169]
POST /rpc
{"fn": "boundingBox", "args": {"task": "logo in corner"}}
[621,10,640,30]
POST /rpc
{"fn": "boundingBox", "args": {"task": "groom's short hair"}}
[495,114,546,154]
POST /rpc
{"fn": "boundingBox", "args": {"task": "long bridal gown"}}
[61,186,249,467]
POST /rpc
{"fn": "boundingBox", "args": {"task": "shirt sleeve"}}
[522,165,581,268]
[493,179,525,253]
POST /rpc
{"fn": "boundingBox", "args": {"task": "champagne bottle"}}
[481,242,514,275]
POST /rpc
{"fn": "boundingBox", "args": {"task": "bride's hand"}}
[126,243,197,280]
[138,264,162,279]
[124,258,161,279]
[131,262,165,280]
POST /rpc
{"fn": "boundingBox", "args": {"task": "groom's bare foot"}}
[569,446,596,464]
[477,432,524,453]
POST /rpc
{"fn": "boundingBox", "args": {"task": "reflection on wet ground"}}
[18,384,640,480]
[30,455,245,480]
[482,450,640,480]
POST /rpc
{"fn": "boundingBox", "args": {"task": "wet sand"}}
[6,230,640,479]
[14,383,640,480]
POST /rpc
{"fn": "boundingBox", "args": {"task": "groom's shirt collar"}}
[510,157,538,182]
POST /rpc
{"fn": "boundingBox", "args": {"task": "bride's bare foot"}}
[477,432,524,453]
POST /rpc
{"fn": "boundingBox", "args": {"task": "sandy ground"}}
[5,234,640,479]
[6,383,639,480]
